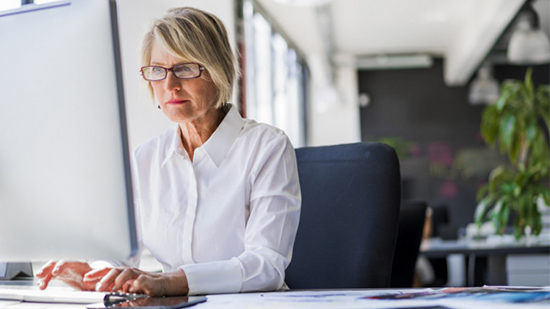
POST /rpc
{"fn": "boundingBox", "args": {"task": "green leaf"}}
[529,133,550,170]
[499,114,515,156]
[532,210,542,235]
[476,184,489,202]
[514,223,523,240]
[517,194,528,219]
[541,190,550,207]
[525,120,537,146]
[524,68,534,98]
[488,166,513,193]
[499,203,510,235]
[496,97,506,111]
[475,196,493,225]
[481,106,499,145]
[490,200,504,232]
[509,128,522,165]
[535,86,550,132]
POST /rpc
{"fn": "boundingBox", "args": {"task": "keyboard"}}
[0,288,146,304]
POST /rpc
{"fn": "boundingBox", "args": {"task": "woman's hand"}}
[36,260,107,291]
[88,267,189,297]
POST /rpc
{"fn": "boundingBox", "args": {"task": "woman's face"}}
[149,42,219,125]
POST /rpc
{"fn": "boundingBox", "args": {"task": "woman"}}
[36,7,301,296]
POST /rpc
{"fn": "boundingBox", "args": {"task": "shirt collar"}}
[162,104,244,167]
[162,125,184,167]
[202,104,244,167]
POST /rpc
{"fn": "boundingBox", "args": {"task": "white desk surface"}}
[0,286,549,309]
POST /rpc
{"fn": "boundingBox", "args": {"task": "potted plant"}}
[475,68,549,240]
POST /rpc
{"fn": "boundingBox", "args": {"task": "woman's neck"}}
[178,107,227,161]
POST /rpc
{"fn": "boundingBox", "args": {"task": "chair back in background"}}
[390,200,427,287]
[285,142,401,289]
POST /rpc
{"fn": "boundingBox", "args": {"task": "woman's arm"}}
[181,134,301,295]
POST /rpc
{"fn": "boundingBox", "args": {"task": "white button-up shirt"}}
[130,105,301,295]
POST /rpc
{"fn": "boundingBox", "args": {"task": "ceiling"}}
[254,0,550,86]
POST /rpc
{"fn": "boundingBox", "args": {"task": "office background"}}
[1,0,548,287]
[360,61,550,228]
[119,0,550,237]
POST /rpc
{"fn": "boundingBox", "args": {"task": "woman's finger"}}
[83,267,111,281]
[111,268,142,292]
[95,268,123,292]
[51,260,68,276]
[37,273,53,290]
[35,260,56,278]
[81,269,108,291]
[128,275,155,295]
[36,261,57,290]
[121,279,135,293]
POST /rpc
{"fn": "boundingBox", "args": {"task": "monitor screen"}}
[0,0,138,261]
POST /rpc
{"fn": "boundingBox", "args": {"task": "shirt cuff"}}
[89,261,116,270]
[180,258,243,295]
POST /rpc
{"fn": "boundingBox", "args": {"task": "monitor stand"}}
[0,262,33,280]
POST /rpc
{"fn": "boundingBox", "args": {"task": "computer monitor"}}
[0,0,138,262]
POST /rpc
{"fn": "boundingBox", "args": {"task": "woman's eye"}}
[175,65,191,73]
[152,67,164,74]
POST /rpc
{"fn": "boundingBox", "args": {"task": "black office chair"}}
[390,200,427,288]
[285,142,401,289]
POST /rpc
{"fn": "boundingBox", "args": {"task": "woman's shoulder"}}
[240,119,290,146]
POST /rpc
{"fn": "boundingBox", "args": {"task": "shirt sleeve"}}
[181,133,301,295]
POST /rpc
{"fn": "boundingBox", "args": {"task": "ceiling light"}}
[468,62,500,105]
[356,54,433,70]
[507,3,550,64]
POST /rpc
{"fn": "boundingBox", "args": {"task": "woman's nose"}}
[164,71,181,92]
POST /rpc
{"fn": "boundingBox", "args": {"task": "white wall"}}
[307,53,361,146]
[116,0,236,151]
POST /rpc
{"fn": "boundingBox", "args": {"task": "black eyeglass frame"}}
[140,63,205,81]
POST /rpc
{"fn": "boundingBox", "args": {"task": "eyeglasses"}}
[140,63,205,81]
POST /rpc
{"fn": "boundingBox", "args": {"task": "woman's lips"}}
[166,99,187,104]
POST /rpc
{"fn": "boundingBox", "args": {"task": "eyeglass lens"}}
[142,63,202,81]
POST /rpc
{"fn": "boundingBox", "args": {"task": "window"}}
[0,0,68,16]
[242,0,308,147]
[0,0,21,11]
[34,0,63,4]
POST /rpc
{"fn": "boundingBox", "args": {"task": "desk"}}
[0,286,549,309]
[420,238,550,286]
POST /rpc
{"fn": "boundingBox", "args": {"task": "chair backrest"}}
[390,200,427,288]
[285,142,401,289]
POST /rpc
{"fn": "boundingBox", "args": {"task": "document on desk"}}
[365,287,550,303]
[196,288,550,309]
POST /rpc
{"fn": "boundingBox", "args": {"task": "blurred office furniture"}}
[426,203,452,286]
[285,142,401,289]
[0,263,32,280]
[390,200,427,288]
[507,254,550,286]
[421,238,550,286]
[431,203,457,241]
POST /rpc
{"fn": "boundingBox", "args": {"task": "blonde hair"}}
[140,7,239,108]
